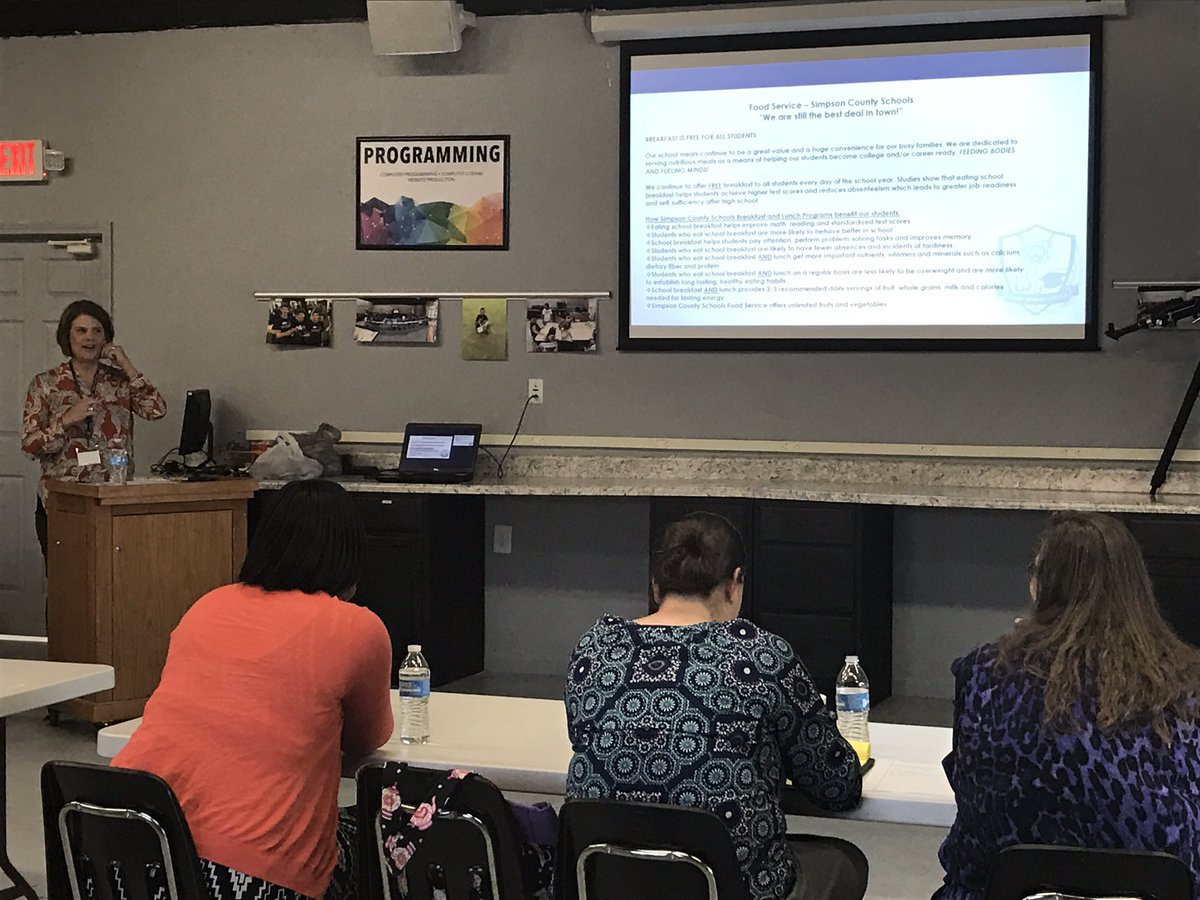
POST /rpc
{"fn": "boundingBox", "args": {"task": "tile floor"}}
[6,710,105,900]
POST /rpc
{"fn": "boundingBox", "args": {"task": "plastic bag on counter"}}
[292,423,343,476]
[249,432,323,481]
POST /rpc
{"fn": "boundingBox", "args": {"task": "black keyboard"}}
[374,469,473,485]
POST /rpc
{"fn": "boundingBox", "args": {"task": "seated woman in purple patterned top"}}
[936,511,1200,900]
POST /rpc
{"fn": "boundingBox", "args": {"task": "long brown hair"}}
[996,511,1200,743]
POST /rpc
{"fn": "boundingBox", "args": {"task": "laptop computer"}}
[375,423,482,485]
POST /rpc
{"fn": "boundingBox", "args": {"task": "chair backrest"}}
[355,763,529,900]
[987,845,1194,900]
[556,799,751,900]
[41,761,209,900]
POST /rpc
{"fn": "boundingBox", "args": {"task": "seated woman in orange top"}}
[114,480,394,900]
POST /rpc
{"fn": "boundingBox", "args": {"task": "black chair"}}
[555,799,750,900]
[355,762,529,900]
[41,760,208,900]
[986,845,1194,900]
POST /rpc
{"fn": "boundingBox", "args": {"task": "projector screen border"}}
[617,17,1102,353]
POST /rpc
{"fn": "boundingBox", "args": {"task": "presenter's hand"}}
[61,396,100,427]
[101,343,140,378]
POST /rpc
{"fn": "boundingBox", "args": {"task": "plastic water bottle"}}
[397,644,430,744]
[835,655,870,765]
[104,438,130,486]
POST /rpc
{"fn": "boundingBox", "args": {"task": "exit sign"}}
[0,140,45,182]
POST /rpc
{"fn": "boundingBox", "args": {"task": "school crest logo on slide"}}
[998,225,1078,313]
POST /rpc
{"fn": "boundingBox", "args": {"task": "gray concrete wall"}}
[1,4,1195,667]
[891,508,1043,697]
[1,4,1198,459]
[484,496,649,676]
[483,498,1044,699]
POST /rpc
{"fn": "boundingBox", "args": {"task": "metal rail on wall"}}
[252,292,611,301]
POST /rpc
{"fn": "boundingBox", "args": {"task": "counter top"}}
[262,450,1200,514]
[47,476,259,504]
[301,474,1200,514]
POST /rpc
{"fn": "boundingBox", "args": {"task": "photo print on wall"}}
[462,298,508,360]
[526,299,598,353]
[266,299,333,347]
[354,299,439,344]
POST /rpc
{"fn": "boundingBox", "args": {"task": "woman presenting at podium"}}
[21,299,166,559]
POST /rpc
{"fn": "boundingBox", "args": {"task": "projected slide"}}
[624,32,1095,346]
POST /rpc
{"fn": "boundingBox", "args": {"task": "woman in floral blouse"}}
[21,299,166,557]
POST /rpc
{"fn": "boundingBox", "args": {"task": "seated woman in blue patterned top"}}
[564,512,865,900]
[937,511,1200,900]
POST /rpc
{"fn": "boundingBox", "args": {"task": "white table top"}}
[0,659,115,718]
[97,691,954,827]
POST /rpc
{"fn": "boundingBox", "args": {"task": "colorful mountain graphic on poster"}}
[359,193,504,247]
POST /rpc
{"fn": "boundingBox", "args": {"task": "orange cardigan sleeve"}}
[340,609,394,756]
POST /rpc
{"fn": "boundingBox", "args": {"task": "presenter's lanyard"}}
[69,360,100,446]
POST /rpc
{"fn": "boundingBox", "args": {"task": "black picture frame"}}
[357,134,510,251]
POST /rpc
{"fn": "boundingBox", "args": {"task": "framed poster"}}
[357,134,509,250]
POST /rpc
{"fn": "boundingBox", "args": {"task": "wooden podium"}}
[45,478,258,723]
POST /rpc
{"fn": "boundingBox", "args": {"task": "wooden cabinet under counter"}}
[650,497,893,703]
[248,490,486,689]
[1123,514,1200,648]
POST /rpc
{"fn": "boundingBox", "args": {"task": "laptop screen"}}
[399,423,481,476]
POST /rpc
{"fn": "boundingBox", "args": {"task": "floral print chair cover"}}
[378,762,554,900]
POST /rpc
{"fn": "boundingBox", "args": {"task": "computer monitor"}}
[179,389,212,467]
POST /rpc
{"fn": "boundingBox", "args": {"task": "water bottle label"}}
[836,691,870,713]
[398,677,430,699]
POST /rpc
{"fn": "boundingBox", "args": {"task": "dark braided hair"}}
[239,480,365,596]
[651,511,746,599]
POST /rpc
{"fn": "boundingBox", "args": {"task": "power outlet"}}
[493,524,513,554]
[528,378,543,405]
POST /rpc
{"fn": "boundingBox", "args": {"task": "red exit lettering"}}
[0,141,37,177]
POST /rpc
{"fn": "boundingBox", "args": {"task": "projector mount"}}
[1108,282,1200,498]
[1105,291,1200,340]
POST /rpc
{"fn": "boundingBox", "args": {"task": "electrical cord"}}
[480,446,503,478]
[151,444,228,477]
[492,394,535,481]
[149,446,181,475]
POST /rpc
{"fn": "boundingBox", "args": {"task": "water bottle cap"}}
[845,655,859,663]
[407,644,422,652]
